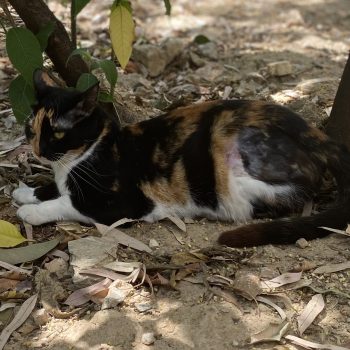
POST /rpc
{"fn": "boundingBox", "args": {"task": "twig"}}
[0,0,16,27]
[70,0,76,49]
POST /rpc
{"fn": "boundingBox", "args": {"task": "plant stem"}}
[71,0,77,49]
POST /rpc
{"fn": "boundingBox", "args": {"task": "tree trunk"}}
[8,0,88,87]
[325,51,350,149]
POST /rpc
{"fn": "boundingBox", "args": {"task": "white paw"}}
[17,204,46,225]
[12,187,39,205]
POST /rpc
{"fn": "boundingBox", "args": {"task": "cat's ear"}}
[33,69,58,96]
[80,82,99,113]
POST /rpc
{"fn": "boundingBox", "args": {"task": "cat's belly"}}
[141,172,293,223]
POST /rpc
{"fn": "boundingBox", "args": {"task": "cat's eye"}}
[53,131,65,139]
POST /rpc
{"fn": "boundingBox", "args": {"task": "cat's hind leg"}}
[17,195,93,225]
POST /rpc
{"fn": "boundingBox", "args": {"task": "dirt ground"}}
[1,0,350,349]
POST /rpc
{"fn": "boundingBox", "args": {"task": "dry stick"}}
[70,0,77,49]
[9,0,88,87]
[0,0,16,27]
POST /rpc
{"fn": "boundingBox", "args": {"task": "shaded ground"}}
[1,0,350,349]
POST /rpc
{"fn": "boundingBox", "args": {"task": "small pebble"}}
[32,308,49,326]
[149,239,159,248]
[135,303,153,313]
[141,332,155,345]
[267,60,292,76]
[295,238,309,249]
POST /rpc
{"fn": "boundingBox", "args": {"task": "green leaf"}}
[98,91,114,103]
[0,220,26,248]
[109,3,134,69]
[66,48,92,66]
[9,75,36,123]
[76,73,99,92]
[73,0,92,16]
[36,22,54,52]
[96,60,118,95]
[0,238,60,264]
[6,27,43,84]
[194,34,210,45]
[163,0,171,15]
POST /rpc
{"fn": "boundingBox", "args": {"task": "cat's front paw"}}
[12,187,39,205]
[17,204,46,225]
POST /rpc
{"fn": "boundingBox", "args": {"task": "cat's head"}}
[26,69,100,163]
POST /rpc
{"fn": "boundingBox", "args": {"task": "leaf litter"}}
[297,294,325,335]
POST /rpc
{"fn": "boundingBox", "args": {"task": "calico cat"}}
[12,69,350,247]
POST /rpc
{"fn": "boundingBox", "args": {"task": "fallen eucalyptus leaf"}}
[285,335,350,350]
[166,215,186,232]
[0,238,60,264]
[256,296,287,320]
[0,294,38,350]
[313,261,350,274]
[262,272,302,289]
[319,226,350,237]
[297,294,325,335]
[250,319,290,344]
[170,251,209,265]
[64,278,112,306]
[95,223,152,254]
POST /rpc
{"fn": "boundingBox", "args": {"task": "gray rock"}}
[141,332,155,345]
[133,44,167,77]
[135,303,153,313]
[32,309,49,326]
[149,239,159,248]
[101,287,127,310]
[197,42,219,60]
[267,61,293,76]
[295,238,309,249]
[162,38,186,64]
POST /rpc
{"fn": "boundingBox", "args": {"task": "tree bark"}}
[8,0,88,87]
[325,51,350,149]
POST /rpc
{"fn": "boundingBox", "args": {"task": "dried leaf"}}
[23,222,33,241]
[250,319,290,344]
[170,251,209,265]
[0,294,37,350]
[233,271,262,300]
[0,220,26,248]
[297,294,325,335]
[262,272,302,289]
[166,215,187,232]
[0,303,16,312]
[256,296,287,320]
[320,226,350,237]
[104,261,141,273]
[0,261,31,275]
[282,279,312,291]
[0,278,20,292]
[64,278,112,306]
[80,268,128,281]
[167,226,185,245]
[104,218,135,233]
[207,274,234,286]
[210,287,243,311]
[0,238,60,264]
[95,223,152,254]
[301,201,313,217]
[49,249,70,262]
[313,261,350,274]
[285,335,350,350]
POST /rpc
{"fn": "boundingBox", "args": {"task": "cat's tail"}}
[218,140,350,248]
